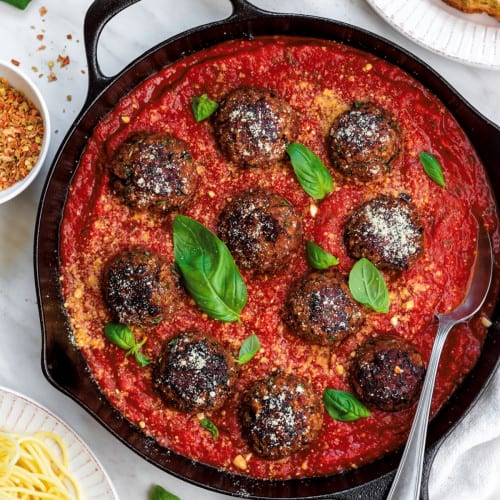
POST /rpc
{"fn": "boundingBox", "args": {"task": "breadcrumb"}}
[0,78,44,190]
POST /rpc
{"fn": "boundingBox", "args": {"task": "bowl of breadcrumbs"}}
[0,60,50,203]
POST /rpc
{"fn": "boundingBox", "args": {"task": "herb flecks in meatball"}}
[152,331,235,414]
[214,87,298,168]
[108,132,198,212]
[240,374,323,459]
[217,189,303,274]
[327,102,400,181]
[102,247,180,326]
[344,194,424,271]
[350,335,425,412]
[284,268,364,345]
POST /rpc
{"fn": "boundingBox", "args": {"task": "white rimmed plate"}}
[0,386,118,500]
[366,0,500,70]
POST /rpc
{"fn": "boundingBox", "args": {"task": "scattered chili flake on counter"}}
[57,55,70,68]
[0,77,44,190]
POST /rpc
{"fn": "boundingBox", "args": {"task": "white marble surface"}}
[0,1,499,499]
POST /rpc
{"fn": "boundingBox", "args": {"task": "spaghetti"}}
[0,430,82,499]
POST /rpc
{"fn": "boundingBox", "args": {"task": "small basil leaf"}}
[128,337,151,366]
[237,334,260,365]
[133,350,151,367]
[151,484,180,500]
[306,240,339,269]
[419,151,445,187]
[286,142,334,200]
[104,323,136,350]
[323,388,371,422]
[191,94,219,122]
[173,214,247,322]
[105,324,150,367]
[200,418,219,441]
[348,258,389,313]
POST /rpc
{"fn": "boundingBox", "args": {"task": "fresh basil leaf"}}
[323,388,371,421]
[348,258,389,313]
[237,334,260,365]
[151,484,180,500]
[104,323,136,350]
[191,94,219,122]
[200,418,219,441]
[173,214,247,322]
[131,337,151,367]
[419,151,445,187]
[286,142,334,200]
[105,323,150,367]
[306,240,339,269]
[133,352,151,367]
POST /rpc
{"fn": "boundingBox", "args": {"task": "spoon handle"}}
[387,317,455,500]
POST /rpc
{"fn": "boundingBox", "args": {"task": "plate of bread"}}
[366,0,500,69]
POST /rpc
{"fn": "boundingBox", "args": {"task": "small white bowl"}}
[0,60,51,204]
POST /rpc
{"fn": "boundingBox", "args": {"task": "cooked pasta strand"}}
[0,431,82,499]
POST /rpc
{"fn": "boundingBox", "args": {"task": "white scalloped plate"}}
[0,386,118,500]
[366,0,500,70]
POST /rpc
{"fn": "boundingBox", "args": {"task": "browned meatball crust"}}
[327,103,400,181]
[350,335,426,412]
[217,189,303,274]
[240,374,323,459]
[344,194,424,271]
[214,87,298,168]
[108,132,197,212]
[102,247,180,326]
[152,331,236,414]
[284,268,364,345]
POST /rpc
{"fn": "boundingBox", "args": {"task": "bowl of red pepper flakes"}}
[0,60,50,204]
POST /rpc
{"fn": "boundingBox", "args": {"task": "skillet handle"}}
[83,0,267,107]
[227,0,269,19]
[83,0,141,106]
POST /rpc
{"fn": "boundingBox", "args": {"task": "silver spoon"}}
[387,220,493,500]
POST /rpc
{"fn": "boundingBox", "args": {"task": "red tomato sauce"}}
[60,37,500,479]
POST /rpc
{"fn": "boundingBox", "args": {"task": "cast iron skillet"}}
[34,0,500,498]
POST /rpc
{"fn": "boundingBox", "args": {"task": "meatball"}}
[284,268,364,345]
[217,189,303,274]
[152,331,236,414]
[350,335,426,412]
[214,87,298,168]
[240,374,323,459]
[343,194,424,271]
[102,247,180,326]
[327,103,400,181]
[108,132,197,212]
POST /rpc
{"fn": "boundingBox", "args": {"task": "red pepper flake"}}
[39,6,47,16]
[37,34,44,41]
[10,59,20,67]
[0,78,44,191]
[57,55,70,68]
